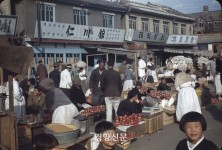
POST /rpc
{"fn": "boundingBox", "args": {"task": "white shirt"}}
[187,136,204,150]
[59,69,72,89]
[79,69,87,81]
[138,59,146,77]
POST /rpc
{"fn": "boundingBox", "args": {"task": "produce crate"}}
[141,111,163,134]
[163,112,175,126]
[117,140,131,150]
[163,106,176,126]
[126,123,145,137]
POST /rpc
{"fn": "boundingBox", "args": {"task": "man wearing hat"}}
[39,78,79,124]
[59,64,73,96]
[49,62,60,88]
[37,60,48,82]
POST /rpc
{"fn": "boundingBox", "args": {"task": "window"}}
[163,21,169,34]
[181,24,186,34]
[40,3,55,22]
[153,20,159,33]
[173,23,178,34]
[129,16,137,29]
[73,9,87,25]
[199,22,203,27]
[141,18,149,31]
[103,13,114,28]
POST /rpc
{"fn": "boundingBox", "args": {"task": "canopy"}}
[97,47,138,55]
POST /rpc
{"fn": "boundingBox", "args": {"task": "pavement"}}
[127,102,222,150]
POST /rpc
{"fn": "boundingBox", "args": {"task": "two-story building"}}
[189,6,222,57]
[121,0,197,66]
[14,0,128,71]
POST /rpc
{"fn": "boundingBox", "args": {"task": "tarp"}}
[0,46,34,74]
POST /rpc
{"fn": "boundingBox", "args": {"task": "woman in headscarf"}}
[39,78,79,124]
[175,72,201,121]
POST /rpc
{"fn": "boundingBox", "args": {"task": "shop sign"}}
[34,21,125,42]
[125,29,168,43]
[0,15,17,36]
[166,35,198,45]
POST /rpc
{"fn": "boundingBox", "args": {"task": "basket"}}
[118,140,131,149]
[163,106,176,126]
[44,124,80,145]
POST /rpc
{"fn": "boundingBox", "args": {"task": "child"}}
[94,121,122,150]
[176,112,219,150]
[35,133,59,150]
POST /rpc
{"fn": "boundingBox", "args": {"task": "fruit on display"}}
[211,98,220,104]
[153,91,175,100]
[80,105,106,116]
[114,113,142,127]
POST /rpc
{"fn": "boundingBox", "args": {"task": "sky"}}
[130,0,221,14]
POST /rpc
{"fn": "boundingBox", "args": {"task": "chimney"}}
[203,6,209,12]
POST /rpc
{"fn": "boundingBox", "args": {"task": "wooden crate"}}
[142,111,163,134]
[163,112,175,126]
[163,106,176,126]
[126,123,145,137]
[118,140,131,149]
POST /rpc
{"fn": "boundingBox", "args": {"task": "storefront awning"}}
[164,48,194,54]
[33,47,88,54]
[97,47,138,55]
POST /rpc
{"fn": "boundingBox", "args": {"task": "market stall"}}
[0,36,33,150]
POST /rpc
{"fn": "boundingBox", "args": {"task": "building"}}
[120,0,197,66]
[189,6,222,56]
[0,0,11,15]
[14,0,127,71]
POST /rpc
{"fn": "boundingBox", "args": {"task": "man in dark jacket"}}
[117,88,143,116]
[101,60,122,122]
[89,60,106,105]
[49,62,60,88]
[37,60,48,82]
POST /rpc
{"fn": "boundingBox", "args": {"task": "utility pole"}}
[37,0,42,46]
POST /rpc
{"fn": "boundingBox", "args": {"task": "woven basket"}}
[118,140,131,149]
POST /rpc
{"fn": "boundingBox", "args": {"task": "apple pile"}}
[114,113,142,127]
[211,98,220,104]
[81,105,106,116]
[153,91,174,100]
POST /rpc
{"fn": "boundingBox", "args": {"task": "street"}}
[128,102,222,150]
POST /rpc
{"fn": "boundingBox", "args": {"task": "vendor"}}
[157,78,171,91]
[27,86,45,115]
[133,81,147,100]
[117,88,143,116]
[39,78,79,124]
[143,88,160,107]
[69,75,87,111]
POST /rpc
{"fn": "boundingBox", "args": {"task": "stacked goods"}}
[80,105,106,117]
[113,113,142,127]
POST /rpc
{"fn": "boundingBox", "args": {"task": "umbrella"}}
[76,61,87,68]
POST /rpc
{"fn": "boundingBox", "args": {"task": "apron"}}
[52,103,79,124]
[176,82,201,121]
